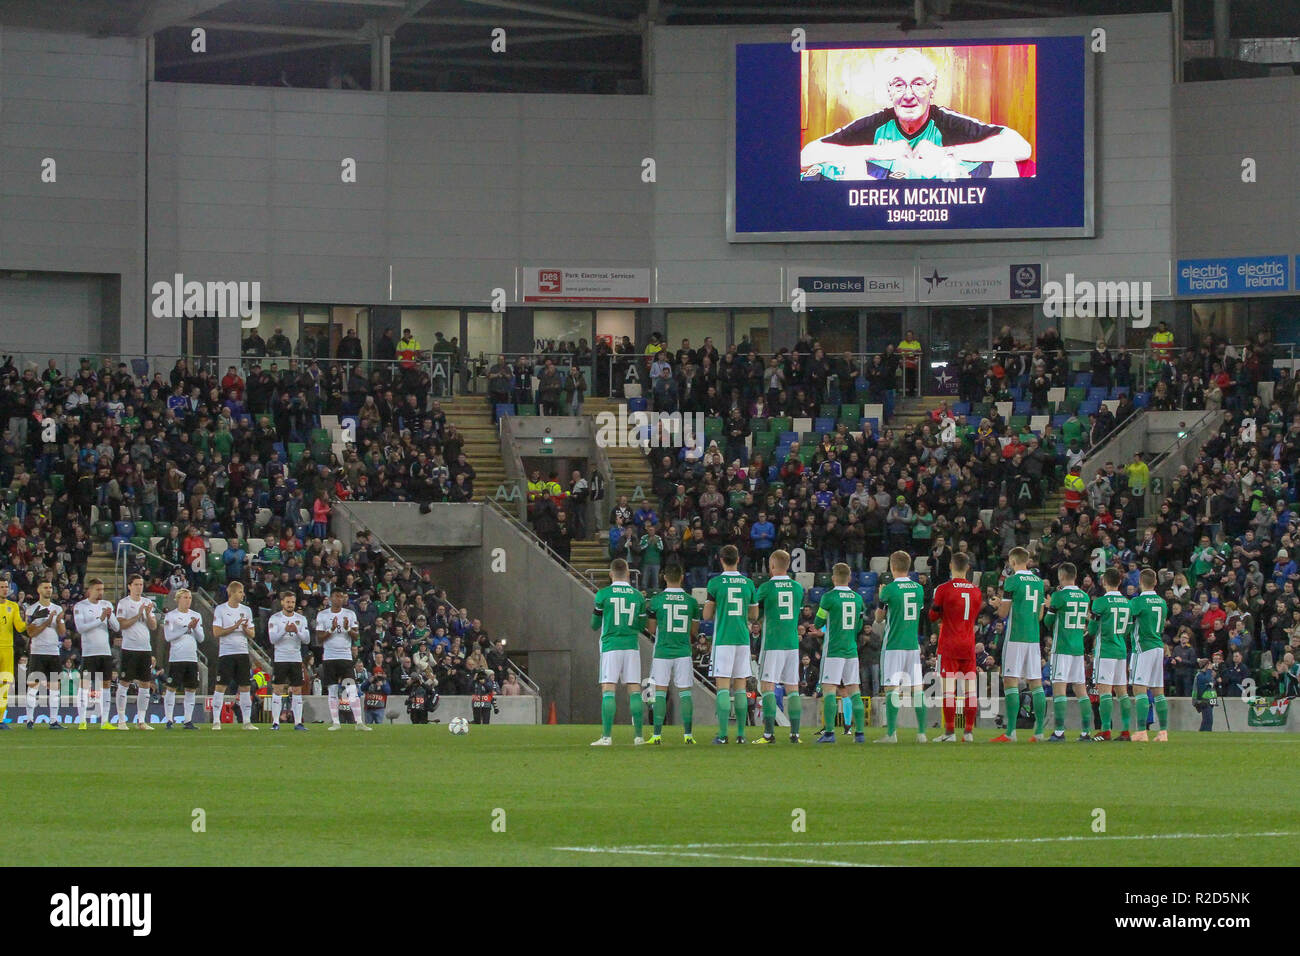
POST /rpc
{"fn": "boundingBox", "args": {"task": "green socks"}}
[823,688,837,733]
[851,693,865,734]
[1119,695,1133,732]
[680,691,693,735]
[1078,696,1092,733]
[787,692,801,735]
[1136,693,1150,730]
[653,691,666,736]
[732,692,745,737]
[762,691,777,737]
[1154,695,1168,731]
[716,689,730,738]
[1004,688,1020,736]
[1032,687,1047,736]
[1053,695,1067,732]
[1099,693,1113,731]
[601,691,615,738]
[629,692,643,738]
[886,689,899,735]
[912,690,926,735]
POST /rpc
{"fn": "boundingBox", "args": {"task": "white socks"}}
[97,688,109,723]
[164,690,176,722]
[292,694,303,725]
[26,687,37,722]
[136,688,149,723]
[182,690,196,723]
[239,691,253,724]
[77,687,88,723]
[211,691,224,723]
[116,685,129,724]
[48,685,59,720]
[327,685,340,724]
[271,694,282,725]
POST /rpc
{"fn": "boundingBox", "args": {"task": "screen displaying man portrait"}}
[800,45,1037,181]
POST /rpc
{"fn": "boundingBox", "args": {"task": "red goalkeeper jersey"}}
[929,578,981,659]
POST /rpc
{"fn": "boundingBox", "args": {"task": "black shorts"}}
[217,653,252,689]
[121,649,153,684]
[272,661,303,687]
[321,658,354,687]
[28,654,62,682]
[168,661,200,690]
[81,655,115,680]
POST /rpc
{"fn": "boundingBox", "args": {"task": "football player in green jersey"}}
[1043,562,1094,742]
[644,563,700,744]
[703,544,758,744]
[1128,568,1170,742]
[1087,567,1133,742]
[753,549,806,744]
[589,558,647,747]
[991,547,1047,743]
[814,563,868,743]
[874,551,928,743]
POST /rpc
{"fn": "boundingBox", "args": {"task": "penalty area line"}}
[552,846,882,866]
[602,830,1300,851]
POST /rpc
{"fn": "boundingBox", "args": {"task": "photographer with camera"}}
[1193,656,1219,732]
[470,668,498,725]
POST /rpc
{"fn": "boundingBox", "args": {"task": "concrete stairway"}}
[439,396,507,502]
[889,395,950,432]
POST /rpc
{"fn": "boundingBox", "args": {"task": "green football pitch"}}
[3,725,1296,866]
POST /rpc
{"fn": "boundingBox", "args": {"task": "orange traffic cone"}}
[546,701,558,724]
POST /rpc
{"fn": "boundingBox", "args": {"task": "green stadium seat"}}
[748,417,770,433]
[797,445,817,464]
[130,536,149,553]
[94,521,115,539]
[839,403,861,421]
[287,442,306,463]
[1009,415,1029,430]
[802,431,820,444]
[134,521,154,539]
[728,490,748,509]
[704,416,724,437]
[49,474,64,494]
[814,572,833,588]
[153,521,172,538]
[753,433,776,451]
[516,405,537,416]
[770,417,792,434]
[822,404,840,419]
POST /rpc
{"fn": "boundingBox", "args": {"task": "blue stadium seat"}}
[779,431,799,444]
[273,442,286,459]
[1078,403,1100,417]
[114,521,135,538]
[1087,387,1108,401]
[494,403,515,418]
[864,418,879,435]
[1013,402,1031,416]
[1134,391,1151,408]
[1072,372,1092,388]
[1114,386,1130,397]
[856,587,876,607]
[110,535,129,557]
[859,571,879,590]
[952,402,971,416]
[627,397,647,412]
[1051,414,1069,428]
[767,465,779,481]
[807,587,826,606]
[1008,387,1023,401]
[698,620,714,637]
[814,417,835,433]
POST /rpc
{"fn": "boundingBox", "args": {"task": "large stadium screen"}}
[730,36,1093,241]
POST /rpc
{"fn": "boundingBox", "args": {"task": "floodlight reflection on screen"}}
[730,36,1092,242]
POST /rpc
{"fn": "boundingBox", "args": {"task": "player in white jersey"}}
[162,589,203,729]
[315,588,369,731]
[73,578,121,730]
[114,575,159,728]
[24,581,66,728]
[267,591,310,731]
[210,580,258,730]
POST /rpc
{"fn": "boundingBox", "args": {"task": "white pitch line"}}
[560,830,1299,856]
[553,846,882,866]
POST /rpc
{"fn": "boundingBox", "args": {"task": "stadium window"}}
[804,309,859,354]
[533,310,593,352]
[595,309,636,350]
[734,310,770,353]
[399,309,460,352]
[242,304,299,358]
[667,311,728,353]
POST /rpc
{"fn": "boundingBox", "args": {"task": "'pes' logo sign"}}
[538,270,562,293]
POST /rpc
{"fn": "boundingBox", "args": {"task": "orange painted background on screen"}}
[801,45,1037,163]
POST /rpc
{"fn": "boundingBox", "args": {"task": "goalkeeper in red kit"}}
[927,551,981,742]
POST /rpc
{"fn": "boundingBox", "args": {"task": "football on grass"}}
[449,717,469,735]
